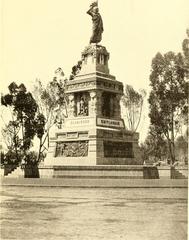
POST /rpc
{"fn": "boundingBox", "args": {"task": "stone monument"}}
[42,2,142,174]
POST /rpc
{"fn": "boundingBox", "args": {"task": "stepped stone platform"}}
[1,178,188,188]
[1,165,187,181]
[39,165,144,179]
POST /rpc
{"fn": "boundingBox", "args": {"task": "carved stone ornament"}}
[81,45,109,60]
[90,91,96,98]
[68,94,74,101]
[55,141,88,157]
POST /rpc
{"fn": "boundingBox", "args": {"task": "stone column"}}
[96,91,102,117]
[110,96,114,117]
[114,94,121,119]
[89,91,102,117]
[89,91,97,116]
[67,93,75,117]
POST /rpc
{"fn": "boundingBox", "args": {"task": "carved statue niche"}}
[76,92,89,116]
[102,92,115,118]
[102,92,109,117]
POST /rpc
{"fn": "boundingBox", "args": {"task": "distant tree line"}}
[140,29,188,165]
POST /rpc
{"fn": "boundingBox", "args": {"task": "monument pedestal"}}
[44,116,141,166]
[41,44,142,177]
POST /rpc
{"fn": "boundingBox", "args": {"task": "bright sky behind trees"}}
[1,0,189,140]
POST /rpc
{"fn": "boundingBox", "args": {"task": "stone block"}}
[158,166,171,179]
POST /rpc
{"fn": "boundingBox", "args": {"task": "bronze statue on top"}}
[87,1,103,44]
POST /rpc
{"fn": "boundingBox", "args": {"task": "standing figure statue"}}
[87,1,104,44]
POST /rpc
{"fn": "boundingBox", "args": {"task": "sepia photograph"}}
[1,0,188,239]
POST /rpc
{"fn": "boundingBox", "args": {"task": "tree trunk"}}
[171,108,175,164]
[37,138,43,162]
[167,138,174,165]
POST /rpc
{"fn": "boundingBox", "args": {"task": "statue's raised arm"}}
[87,1,103,44]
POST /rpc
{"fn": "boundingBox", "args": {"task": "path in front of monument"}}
[0,187,187,240]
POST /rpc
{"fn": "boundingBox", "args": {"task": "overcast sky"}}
[1,0,189,141]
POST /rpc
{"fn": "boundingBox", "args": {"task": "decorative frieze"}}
[66,78,123,94]
[55,141,88,157]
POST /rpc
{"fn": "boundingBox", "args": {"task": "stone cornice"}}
[66,77,123,94]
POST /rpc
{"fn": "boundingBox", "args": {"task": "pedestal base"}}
[39,165,144,179]
[44,117,142,167]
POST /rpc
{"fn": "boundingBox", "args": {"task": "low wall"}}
[158,166,188,179]
[0,168,4,177]
[157,166,171,179]
[143,166,159,179]
[39,167,54,178]
[24,165,39,178]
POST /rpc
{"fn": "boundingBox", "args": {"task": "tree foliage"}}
[140,126,168,164]
[175,135,188,165]
[1,82,40,164]
[182,29,189,77]
[32,68,68,161]
[148,51,188,163]
[122,85,146,132]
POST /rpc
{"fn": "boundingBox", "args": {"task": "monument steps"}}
[5,166,24,178]
[52,176,143,179]
[1,178,188,188]
[172,169,187,179]
[39,165,144,179]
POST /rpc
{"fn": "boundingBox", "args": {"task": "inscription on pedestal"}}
[97,118,124,128]
[67,132,78,139]
[104,141,134,158]
[66,118,93,127]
